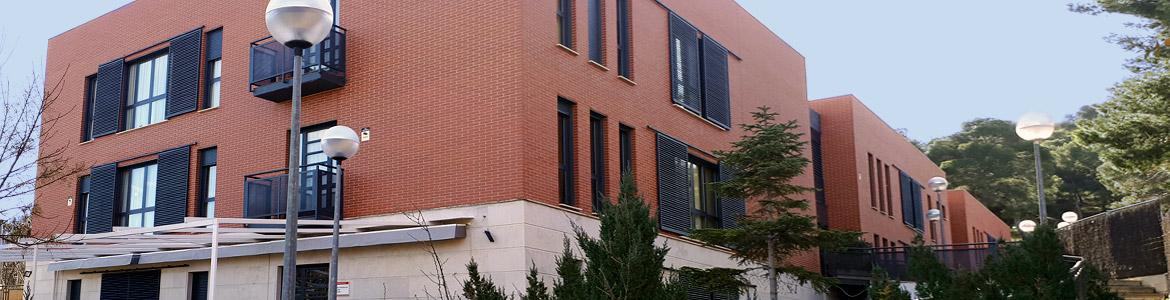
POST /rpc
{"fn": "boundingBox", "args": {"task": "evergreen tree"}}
[461,259,509,300]
[687,107,861,295]
[521,263,551,300]
[571,176,682,300]
[552,237,586,300]
[906,236,954,299]
[868,266,910,300]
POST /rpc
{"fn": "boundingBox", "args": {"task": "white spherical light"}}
[1061,211,1079,223]
[927,209,942,221]
[266,0,334,48]
[1018,220,1037,233]
[1015,112,1056,142]
[321,126,360,160]
[1057,221,1070,229]
[928,177,949,192]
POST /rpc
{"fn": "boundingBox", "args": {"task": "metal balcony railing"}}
[823,242,1002,281]
[249,26,347,102]
[243,163,342,220]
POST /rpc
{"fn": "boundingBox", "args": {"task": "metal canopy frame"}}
[3,216,471,300]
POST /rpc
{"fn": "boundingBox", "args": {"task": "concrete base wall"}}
[28,200,825,300]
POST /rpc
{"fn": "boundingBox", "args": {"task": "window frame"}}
[74,176,91,234]
[279,263,330,300]
[618,124,633,179]
[198,147,217,218]
[66,279,82,300]
[81,75,98,141]
[557,0,575,48]
[587,0,604,62]
[688,156,721,230]
[558,99,575,205]
[589,113,606,211]
[124,52,170,130]
[615,0,632,77]
[118,162,159,228]
[204,28,223,109]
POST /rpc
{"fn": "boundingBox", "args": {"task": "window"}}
[885,164,894,215]
[190,271,209,300]
[587,0,603,62]
[868,154,877,209]
[616,0,631,77]
[558,99,575,205]
[557,0,574,48]
[67,279,81,300]
[589,113,606,211]
[876,158,885,213]
[81,75,97,141]
[100,270,160,300]
[119,163,158,228]
[280,264,329,300]
[204,29,223,109]
[125,54,169,129]
[618,125,633,179]
[689,157,720,229]
[668,13,731,128]
[198,148,217,218]
[75,176,91,234]
[899,171,924,230]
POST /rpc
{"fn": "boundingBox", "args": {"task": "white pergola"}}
[1,217,471,299]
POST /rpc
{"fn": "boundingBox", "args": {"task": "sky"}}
[736,0,1143,141]
[0,1,1145,143]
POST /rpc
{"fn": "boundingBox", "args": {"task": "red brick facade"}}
[36,0,817,268]
[947,189,1012,244]
[811,95,950,247]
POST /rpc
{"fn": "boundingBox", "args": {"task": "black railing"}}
[243,163,342,220]
[823,242,1002,281]
[249,26,347,101]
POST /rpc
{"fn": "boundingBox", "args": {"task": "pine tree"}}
[552,237,586,300]
[570,176,683,300]
[521,263,551,300]
[868,266,911,300]
[687,107,862,294]
[461,259,509,300]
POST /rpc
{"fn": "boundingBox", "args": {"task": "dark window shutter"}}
[92,59,125,138]
[155,146,191,226]
[166,29,203,118]
[717,163,744,229]
[900,172,914,227]
[701,37,730,128]
[669,13,701,112]
[656,133,691,234]
[101,270,160,300]
[190,272,209,300]
[206,29,223,60]
[86,164,117,234]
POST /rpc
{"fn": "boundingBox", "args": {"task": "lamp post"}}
[265,1,334,299]
[321,126,360,300]
[1058,211,1079,229]
[927,177,949,245]
[1016,112,1056,224]
[1018,220,1037,233]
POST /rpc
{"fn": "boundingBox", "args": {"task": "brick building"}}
[947,189,1012,244]
[810,95,950,248]
[27,0,824,299]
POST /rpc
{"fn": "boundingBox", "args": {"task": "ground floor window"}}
[281,263,329,300]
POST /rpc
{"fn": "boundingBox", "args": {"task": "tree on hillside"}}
[554,177,682,300]
[1049,108,1115,216]
[1070,0,1170,72]
[926,118,1046,223]
[686,107,861,299]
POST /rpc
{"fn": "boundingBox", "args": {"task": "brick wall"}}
[947,189,1012,243]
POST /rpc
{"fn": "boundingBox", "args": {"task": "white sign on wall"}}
[337,281,351,296]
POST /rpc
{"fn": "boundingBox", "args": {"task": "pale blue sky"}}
[0,0,1144,143]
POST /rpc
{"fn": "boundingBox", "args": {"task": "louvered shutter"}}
[86,164,117,234]
[656,133,691,234]
[718,163,744,229]
[101,270,161,300]
[155,146,191,226]
[91,59,125,137]
[900,172,914,227]
[669,13,701,112]
[166,29,203,118]
[190,272,209,300]
[701,37,730,128]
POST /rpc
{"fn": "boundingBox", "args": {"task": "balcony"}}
[823,243,1001,284]
[244,163,342,220]
[249,26,347,102]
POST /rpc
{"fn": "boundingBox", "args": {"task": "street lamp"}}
[266,1,334,299]
[1018,220,1037,233]
[321,126,360,300]
[928,177,948,245]
[1061,211,1079,223]
[1016,112,1056,224]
